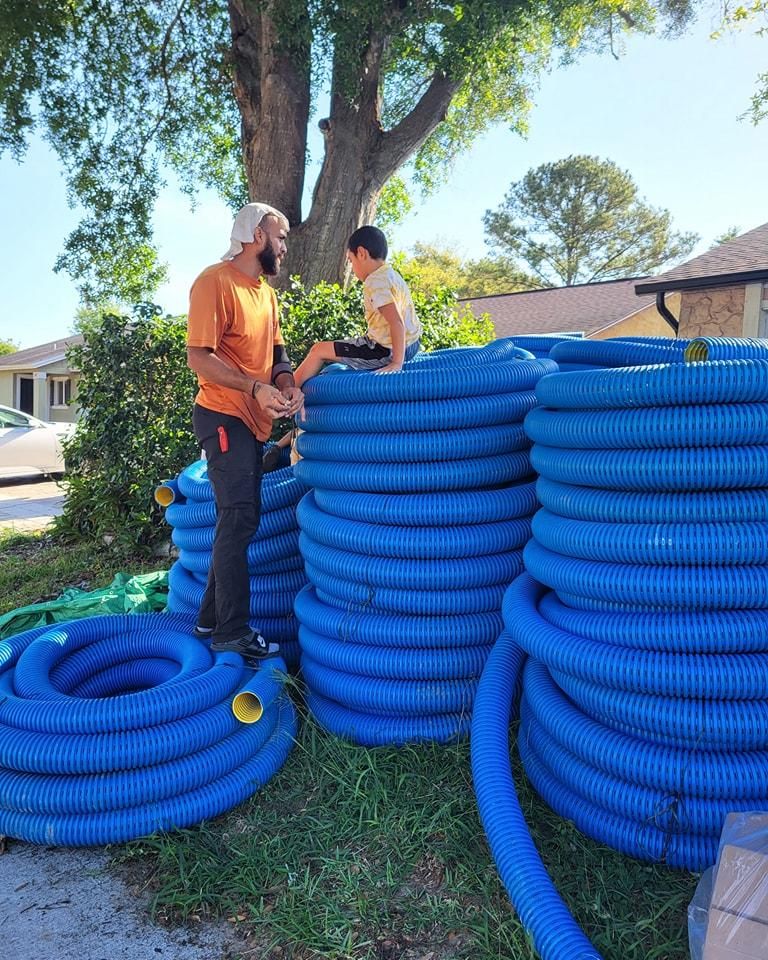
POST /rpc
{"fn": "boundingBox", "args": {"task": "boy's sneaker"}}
[210,630,280,664]
[192,624,214,639]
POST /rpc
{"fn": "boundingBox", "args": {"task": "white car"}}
[0,405,75,479]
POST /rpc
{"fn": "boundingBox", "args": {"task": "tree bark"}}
[229,3,460,287]
[228,0,310,226]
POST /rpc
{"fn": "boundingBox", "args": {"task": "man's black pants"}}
[192,404,263,644]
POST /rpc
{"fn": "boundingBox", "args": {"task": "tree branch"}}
[373,70,460,181]
[130,0,189,189]
[587,233,645,281]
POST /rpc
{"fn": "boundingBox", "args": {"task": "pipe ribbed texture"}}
[0,613,295,845]
[470,339,768,960]
[487,346,768,879]
[160,450,309,668]
[294,340,555,745]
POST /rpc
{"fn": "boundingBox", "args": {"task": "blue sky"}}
[1,13,766,349]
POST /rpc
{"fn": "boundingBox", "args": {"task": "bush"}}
[278,272,493,362]
[278,278,363,367]
[55,304,199,554]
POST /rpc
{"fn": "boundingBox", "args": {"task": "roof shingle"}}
[462,277,655,338]
[635,222,768,294]
[0,335,83,369]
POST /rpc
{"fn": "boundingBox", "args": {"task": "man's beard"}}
[258,245,280,276]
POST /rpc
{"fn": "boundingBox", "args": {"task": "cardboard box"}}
[711,845,768,924]
[703,908,768,960]
[719,813,768,857]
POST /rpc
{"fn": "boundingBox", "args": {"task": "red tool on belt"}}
[217,425,229,453]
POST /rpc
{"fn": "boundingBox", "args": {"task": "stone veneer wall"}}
[677,285,745,339]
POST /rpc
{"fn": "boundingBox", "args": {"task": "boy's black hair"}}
[348,225,388,260]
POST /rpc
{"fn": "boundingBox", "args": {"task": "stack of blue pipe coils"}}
[292,339,557,746]
[0,612,296,845]
[519,350,768,872]
[159,457,309,669]
[471,340,768,959]
[549,335,689,371]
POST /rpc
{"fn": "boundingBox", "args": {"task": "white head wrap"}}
[221,202,290,260]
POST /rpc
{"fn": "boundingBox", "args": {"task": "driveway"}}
[0,477,66,533]
[0,843,239,960]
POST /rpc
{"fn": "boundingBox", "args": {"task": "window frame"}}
[49,376,72,410]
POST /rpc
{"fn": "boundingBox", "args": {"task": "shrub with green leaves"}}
[278,272,493,363]
[56,304,199,554]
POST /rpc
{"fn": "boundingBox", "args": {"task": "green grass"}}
[119,703,698,960]
[0,529,167,617]
[2,531,698,959]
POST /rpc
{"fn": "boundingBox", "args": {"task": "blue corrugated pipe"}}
[507,351,768,875]
[295,340,554,745]
[469,343,768,960]
[549,337,688,368]
[0,613,295,845]
[685,336,768,362]
[159,459,309,667]
[471,627,603,960]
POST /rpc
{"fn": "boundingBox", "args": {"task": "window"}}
[0,408,31,428]
[49,377,72,409]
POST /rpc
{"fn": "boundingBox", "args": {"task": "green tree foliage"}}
[713,2,767,122]
[401,243,539,298]
[0,0,693,298]
[279,274,493,364]
[0,338,18,356]
[712,225,741,246]
[56,305,199,554]
[484,155,699,286]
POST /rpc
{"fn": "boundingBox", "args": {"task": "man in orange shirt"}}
[187,202,303,662]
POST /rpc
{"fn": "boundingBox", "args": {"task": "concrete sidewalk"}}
[0,844,238,960]
[0,478,66,533]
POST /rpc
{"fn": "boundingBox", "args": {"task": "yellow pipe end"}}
[684,341,709,363]
[232,691,264,724]
[154,485,175,507]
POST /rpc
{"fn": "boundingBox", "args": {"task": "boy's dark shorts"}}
[333,336,391,370]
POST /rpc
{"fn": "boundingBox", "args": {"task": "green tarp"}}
[0,570,169,640]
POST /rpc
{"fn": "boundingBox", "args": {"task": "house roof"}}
[0,335,83,370]
[636,222,768,294]
[462,277,656,338]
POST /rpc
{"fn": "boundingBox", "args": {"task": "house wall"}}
[0,367,80,422]
[41,358,80,422]
[0,371,13,407]
[44,368,80,423]
[677,285,746,339]
[758,282,768,337]
[589,294,681,340]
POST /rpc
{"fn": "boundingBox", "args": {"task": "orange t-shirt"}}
[187,262,285,441]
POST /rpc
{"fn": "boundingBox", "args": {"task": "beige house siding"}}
[677,285,746,339]
[756,282,768,338]
[590,295,681,340]
[0,372,13,408]
[0,367,80,422]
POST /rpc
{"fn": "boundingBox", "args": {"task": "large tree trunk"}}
[230,3,459,287]
[228,0,310,226]
[284,32,388,286]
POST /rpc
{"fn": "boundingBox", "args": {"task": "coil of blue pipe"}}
[156,454,309,668]
[293,340,556,746]
[0,612,295,845]
[472,338,768,960]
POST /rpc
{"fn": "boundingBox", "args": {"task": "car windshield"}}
[0,408,33,428]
